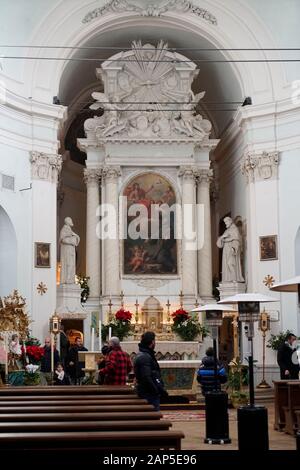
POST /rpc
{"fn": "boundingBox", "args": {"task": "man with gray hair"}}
[98,336,132,385]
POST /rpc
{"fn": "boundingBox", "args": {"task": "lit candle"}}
[108,327,112,340]
[91,327,95,351]
[99,321,102,351]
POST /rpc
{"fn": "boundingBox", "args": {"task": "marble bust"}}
[59,217,80,284]
[217,216,244,283]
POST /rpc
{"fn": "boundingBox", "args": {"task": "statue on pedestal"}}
[217,217,244,283]
[59,217,80,284]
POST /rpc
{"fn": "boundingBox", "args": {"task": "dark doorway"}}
[61,319,84,346]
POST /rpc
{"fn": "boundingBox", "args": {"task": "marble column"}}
[102,165,121,297]
[83,167,101,299]
[196,168,214,301]
[179,166,197,303]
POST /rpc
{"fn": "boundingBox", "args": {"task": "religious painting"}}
[123,173,177,275]
[35,242,51,268]
[259,235,278,261]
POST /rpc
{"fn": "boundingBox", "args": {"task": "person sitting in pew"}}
[54,362,70,385]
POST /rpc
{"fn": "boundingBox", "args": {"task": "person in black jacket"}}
[134,331,168,411]
[66,336,88,385]
[54,362,71,385]
[277,333,299,379]
[197,347,227,395]
[40,337,60,385]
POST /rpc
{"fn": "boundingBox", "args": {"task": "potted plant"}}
[267,329,299,351]
[102,308,133,341]
[171,308,209,341]
[227,358,249,408]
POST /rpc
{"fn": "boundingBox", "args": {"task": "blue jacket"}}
[197,356,227,395]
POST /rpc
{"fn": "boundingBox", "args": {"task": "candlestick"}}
[120,290,125,308]
[179,290,184,308]
[108,327,112,340]
[98,320,102,351]
[135,298,139,324]
[108,297,113,322]
[91,327,95,351]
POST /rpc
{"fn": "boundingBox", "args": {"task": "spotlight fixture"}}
[242,97,252,106]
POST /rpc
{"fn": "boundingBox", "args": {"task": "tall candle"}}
[91,327,95,351]
[108,327,112,340]
[99,321,102,351]
[4,335,8,377]
[50,333,54,378]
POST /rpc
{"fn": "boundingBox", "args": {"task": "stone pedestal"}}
[218,281,246,300]
[56,283,86,315]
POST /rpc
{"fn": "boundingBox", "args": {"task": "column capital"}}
[83,167,101,185]
[196,168,214,185]
[102,165,121,182]
[30,151,62,184]
[178,166,197,182]
[242,151,279,182]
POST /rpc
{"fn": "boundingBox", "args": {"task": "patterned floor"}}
[163,410,237,421]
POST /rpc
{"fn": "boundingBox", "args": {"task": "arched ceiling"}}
[59,22,244,139]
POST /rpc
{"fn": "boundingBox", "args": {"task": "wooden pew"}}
[0,385,134,396]
[0,419,172,432]
[0,394,138,401]
[0,411,163,421]
[0,404,154,413]
[0,399,147,406]
[0,430,184,451]
[273,380,290,431]
[283,381,300,435]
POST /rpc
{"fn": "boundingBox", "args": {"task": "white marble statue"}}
[59,217,80,284]
[217,216,244,283]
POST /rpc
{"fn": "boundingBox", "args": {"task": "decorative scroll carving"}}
[82,1,217,25]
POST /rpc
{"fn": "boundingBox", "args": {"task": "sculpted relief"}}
[85,40,212,142]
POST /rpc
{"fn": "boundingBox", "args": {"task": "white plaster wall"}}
[0,142,32,307]
[278,149,300,334]
[0,206,17,295]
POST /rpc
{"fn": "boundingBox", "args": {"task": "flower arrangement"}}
[102,308,133,341]
[22,337,44,365]
[24,364,40,386]
[171,308,209,341]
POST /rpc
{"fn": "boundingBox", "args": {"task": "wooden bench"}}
[0,411,163,421]
[0,430,184,451]
[0,385,134,395]
[0,399,147,406]
[0,419,172,432]
[0,404,154,413]
[273,380,291,431]
[283,382,300,435]
[0,394,139,401]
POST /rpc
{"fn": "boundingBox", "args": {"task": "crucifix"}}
[108,297,113,322]
[166,298,171,323]
[179,290,184,308]
[134,298,139,324]
[120,290,125,308]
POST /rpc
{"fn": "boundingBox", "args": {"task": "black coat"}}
[40,347,60,373]
[197,356,227,395]
[277,342,300,379]
[134,345,165,398]
[66,345,88,379]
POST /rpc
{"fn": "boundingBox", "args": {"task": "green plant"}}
[77,274,90,303]
[227,358,249,406]
[267,330,299,350]
[102,308,133,341]
[171,309,209,341]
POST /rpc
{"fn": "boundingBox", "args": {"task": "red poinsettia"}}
[22,345,45,362]
[115,308,132,322]
[171,308,190,323]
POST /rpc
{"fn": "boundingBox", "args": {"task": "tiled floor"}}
[166,404,296,450]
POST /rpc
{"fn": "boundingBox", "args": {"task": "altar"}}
[120,341,200,361]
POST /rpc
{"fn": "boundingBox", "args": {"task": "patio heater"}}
[192,304,237,444]
[219,293,277,451]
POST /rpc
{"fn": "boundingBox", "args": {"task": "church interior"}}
[0,0,300,457]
